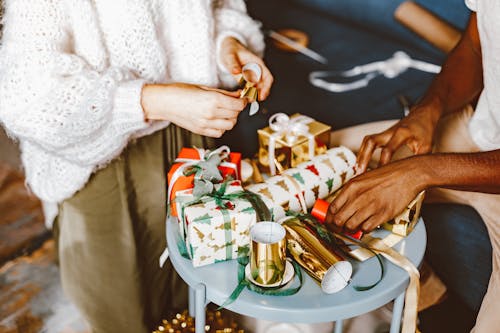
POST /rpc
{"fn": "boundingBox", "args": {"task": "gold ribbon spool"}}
[250,222,287,286]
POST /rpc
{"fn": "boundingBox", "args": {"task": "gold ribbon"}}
[239,63,262,116]
[336,233,420,333]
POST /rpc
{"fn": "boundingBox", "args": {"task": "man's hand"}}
[219,37,274,101]
[356,100,442,174]
[141,83,247,138]
[326,157,428,233]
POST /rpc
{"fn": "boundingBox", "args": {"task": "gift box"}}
[176,181,257,267]
[258,113,331,175]
[247,147,357,221]
[168,147,241,217]
[382,191,425,236]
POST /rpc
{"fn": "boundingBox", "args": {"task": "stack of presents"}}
[167,113,423,269]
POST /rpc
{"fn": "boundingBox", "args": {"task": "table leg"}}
[189,286,195,317]
[334,319,343,333]
[195,283,206,333]
[390,291,405,333]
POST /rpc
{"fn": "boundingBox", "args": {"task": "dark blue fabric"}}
[215,1,492,327]
[422,204,492,313]
[215,0,492,325]
[218,0,462,157]
[290,0,471,57]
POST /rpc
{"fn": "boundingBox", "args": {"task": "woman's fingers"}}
[256,63,274,101]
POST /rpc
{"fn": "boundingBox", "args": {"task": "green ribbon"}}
[218,247,303,310]
[284,212,385,292]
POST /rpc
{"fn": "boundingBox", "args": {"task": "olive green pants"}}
[54,126,210,333]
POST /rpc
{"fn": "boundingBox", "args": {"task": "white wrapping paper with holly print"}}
[176,181,258,267]
[246,147,357,220]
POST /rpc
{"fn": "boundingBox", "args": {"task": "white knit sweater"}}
[0,0,264,225]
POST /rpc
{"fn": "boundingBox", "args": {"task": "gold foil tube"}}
[282,217,352,293]
[283,219,342,281]
[250,222,287,286]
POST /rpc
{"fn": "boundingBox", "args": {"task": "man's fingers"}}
[360,213,386,233]
[344,206,375,232]
[357,132,391,172]
[379,132,409,166]
[326,186,352,228]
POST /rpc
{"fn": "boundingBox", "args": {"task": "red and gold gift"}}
[258,113,331,175]
[167,146,241,217]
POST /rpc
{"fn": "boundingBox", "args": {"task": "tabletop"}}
[167,218,426,323]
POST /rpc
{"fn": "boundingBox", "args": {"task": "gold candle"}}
[250,222,287,286]
[282,217,352,293]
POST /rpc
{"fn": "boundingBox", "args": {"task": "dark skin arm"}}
[326,13,499,233]
[327,150,500,233]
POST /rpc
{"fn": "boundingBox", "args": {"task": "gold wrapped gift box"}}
[258,113,331,174]
[382,191,425,236]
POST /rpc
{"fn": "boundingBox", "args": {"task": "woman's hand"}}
[356,100,443,173]
[219,37,274,101]
[141,83,247,138]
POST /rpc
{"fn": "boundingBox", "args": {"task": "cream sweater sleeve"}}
[0,0,149,167]
[214,0,265,75]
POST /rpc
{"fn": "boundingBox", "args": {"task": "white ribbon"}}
[268,113,315,175]
[309,51,441,93]
[166,145,238,208]
[240,63,262,116]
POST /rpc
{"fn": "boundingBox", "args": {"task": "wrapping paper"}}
[176,181,257,267]
[247,147,356,220]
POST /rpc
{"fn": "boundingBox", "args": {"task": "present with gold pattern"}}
[167,146,241,217]
[176,180,258,267]
[382,191,425,236]
[258,113,331,175]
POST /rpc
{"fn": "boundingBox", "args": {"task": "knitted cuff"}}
[113,79,150,132]
[215,8,265,58]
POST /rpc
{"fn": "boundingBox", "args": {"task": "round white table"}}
[167,218,426,333]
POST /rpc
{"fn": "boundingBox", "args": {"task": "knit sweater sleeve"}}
[0,0,149,167]
[214,0,265,74]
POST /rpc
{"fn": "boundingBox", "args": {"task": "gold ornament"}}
[153,306,245,333]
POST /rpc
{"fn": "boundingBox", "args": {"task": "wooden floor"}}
[0,130,89,333]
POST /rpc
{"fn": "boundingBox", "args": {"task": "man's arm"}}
[423,149,500,194]
[326,150,500,233]
[420,12,483,118]
[356,13,483,171]
[325,13,498,233]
